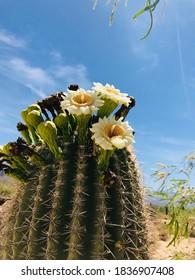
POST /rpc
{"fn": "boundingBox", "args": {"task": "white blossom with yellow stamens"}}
[61,88,104,116]
[90,116,134,150]
[92,82,130,106]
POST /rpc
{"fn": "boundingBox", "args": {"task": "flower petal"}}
[90,116,134,150]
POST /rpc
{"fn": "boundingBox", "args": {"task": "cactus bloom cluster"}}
[0,82,148,260]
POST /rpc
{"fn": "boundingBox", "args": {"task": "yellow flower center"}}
[71,93,93,107]
[105,87,119,95]
[101,123,125,142]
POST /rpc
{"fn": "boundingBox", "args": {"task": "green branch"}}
[93,0,163,39]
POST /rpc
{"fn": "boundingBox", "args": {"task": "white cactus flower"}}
[61,88,104,116]
[92,82,130,106]
[90,116,134,150]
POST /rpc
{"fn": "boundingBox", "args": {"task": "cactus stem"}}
[91,177,108,260]
[27,164,57,259]
[98,149,114,172]
[115,149,149,259]
[10,177,38,259]
[45,143,78,260]
[67,146,88,260]
[97,99,118,118]
[76,114,91,145]
[2,182,25,259]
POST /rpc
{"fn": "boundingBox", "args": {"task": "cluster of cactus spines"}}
[0,82,149,260]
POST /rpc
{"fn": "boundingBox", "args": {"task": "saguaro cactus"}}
[0,82,148,260]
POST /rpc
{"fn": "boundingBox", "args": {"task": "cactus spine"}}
[0,83,148,260]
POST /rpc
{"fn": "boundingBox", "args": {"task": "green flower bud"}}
[21,109,29,124]
[27,104,41,113]
[37,121,62,159]
[2,143,32,171]
[21,109,43,145]
[20,130,33,145]
[54,113,68,128]
[0,144,14,166]
[27,110,44,129]
[54,113,72,142]
[17,122,33,145]
[2,143,11,155]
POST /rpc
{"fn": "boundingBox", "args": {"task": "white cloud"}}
[53,64,91,89]
[0,28,26,48]
[135,131,195,165]
[0,57,57,98]
[8,58,55,86]
[158,136,195,147]
[131,43,159,69]
[0,127,18,134]
[50,51,62,61]
[136,128,195,148]
[0,28,91,98]
[0,56,91,98]
[143,145,192,164]
[25,84,47,99]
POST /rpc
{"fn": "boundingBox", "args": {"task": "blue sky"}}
[0,0,195,187]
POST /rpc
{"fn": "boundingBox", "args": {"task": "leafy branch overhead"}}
[93,0,163,40]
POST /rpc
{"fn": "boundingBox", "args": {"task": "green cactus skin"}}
[27,164,57,259]
[0,89,149,260]
[3,175,38,259]
[1,145,148,260]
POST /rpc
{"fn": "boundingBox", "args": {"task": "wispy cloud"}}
[50,51,62,61]
[145,145,193,164]
[0,28,26,48]
[8,58,55,85]
[131,43,159,70]
[0,127,19,134]
[0,28,91,101]
[0,31,92,143]
[53,64,91,89]
[135,131,195,166]
[0,57,56,98]
[25,84,48,99]
[158,136,195,147]
[0,56,91,99]
[136,127,195,148]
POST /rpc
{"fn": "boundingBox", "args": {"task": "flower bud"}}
[21,109,29,124]
[21,109,43,145]
[16,122,33,145]
[27,104,41,113]
[54,113,72,142]
[2,143,11,155]
[54,113,69,129]
[27,110,44,129]
[37,121,62,159]
[2,142,32,171]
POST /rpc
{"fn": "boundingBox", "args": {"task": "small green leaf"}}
[132,0,160,20]
[167,220,179,247]
[133,0,160,40]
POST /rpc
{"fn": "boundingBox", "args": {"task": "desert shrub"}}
[151,152,195,245]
